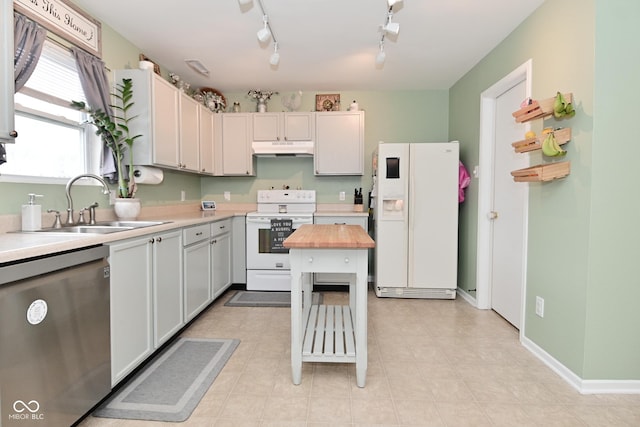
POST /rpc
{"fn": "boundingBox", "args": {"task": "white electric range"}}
[245,189,316,291]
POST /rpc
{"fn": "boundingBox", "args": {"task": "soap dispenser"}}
[22,193,43,231]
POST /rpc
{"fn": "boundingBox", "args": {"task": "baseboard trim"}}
[456,288,478,307]
[521,335,640,394]
[457,293,640,394]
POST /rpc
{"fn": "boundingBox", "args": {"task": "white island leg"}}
[290,250,302,385]
[355,249,368,387]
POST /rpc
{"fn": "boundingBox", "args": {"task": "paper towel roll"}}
[133,166,164,184]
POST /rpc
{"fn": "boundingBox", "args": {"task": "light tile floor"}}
[78,289,640,427]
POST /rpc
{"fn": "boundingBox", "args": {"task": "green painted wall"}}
[584,0,640,379]
[451,0,640,380]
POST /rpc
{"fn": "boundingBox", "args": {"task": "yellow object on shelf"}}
[511,128,572,153]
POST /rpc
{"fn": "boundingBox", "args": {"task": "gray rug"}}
[94,338,239,422]
[224,290,323,307]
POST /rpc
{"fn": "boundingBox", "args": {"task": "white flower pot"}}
[114,198,141,220]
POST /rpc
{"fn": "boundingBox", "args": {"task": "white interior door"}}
[490,81,528,328]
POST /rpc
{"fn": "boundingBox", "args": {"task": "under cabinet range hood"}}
[252,140,314,157]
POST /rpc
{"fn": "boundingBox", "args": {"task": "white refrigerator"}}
[375,142,459,299]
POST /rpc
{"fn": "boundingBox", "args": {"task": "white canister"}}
[349,100,359,111]
[139,60,154,71]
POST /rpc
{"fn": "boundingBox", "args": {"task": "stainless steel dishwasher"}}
[0,245,111,427]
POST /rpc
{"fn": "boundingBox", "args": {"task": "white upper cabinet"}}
[252,112,314,142]
[315,111,365,175]
[178,93,200,172]
[114,69,203,173]
[198,105,215,175]
[221,113,254,175]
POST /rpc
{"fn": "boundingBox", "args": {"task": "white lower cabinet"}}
[153,230,184,346]
[108,229,182,386]
[313,215,368,285]
[183,224,212,322]
[211,219,232,299]
[109,219,236,387]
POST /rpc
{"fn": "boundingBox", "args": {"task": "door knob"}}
[488,211,499,220]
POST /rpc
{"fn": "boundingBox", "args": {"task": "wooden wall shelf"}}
[511,128,572,153]
[511,161,570,182]
[512,93,573,123]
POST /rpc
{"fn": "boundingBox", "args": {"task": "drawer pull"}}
[195,231,203,236]
[308,257,313,263]
[344,258,350,263]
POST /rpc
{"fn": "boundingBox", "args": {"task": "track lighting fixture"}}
[257,14,271,42]
[270,42,280,66]
[375,1,402,67]
[238,0,252,5]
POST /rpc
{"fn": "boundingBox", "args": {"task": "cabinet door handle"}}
[156,236,162,243]
[149,238,155,244]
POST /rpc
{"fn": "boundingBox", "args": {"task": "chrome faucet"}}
[65,174,110,225]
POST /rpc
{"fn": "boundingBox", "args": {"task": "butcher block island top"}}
[283,224,375,249]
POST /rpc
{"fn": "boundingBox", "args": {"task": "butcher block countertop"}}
[284,224,375,249]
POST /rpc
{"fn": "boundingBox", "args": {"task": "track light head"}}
[383,12,400,35]
[257,15,271,42]
[387,0,402,6]
[270,43,280,66]
[384,21,400,35]
[238,0,252,5]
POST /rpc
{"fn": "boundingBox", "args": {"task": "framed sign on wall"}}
[14,0,102,57]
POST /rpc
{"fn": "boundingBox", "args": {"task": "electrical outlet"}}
[109,190,116,205]
[535,296,544,318]
[339,191,345,201]
[180,190,186,202]
[224,191,231,201]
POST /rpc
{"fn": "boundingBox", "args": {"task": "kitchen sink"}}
[22,220,171,234]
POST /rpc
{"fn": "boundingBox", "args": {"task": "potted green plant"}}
[72,78,142,219]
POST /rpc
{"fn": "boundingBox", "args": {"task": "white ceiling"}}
[72,0,544,93]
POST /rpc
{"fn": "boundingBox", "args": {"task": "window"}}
[1,39,102,183]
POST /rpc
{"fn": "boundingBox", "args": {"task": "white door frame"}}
[475,59,532,334]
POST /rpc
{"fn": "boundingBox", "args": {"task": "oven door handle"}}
[246,217,311,224]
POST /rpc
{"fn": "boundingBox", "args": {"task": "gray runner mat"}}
[94,337,239,422]
[224,290,323,307]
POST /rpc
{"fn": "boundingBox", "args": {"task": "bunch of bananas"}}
[553,92,575,119]
[541,131,566,157]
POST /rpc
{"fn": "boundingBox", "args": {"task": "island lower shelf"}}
[302,304,356,363]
